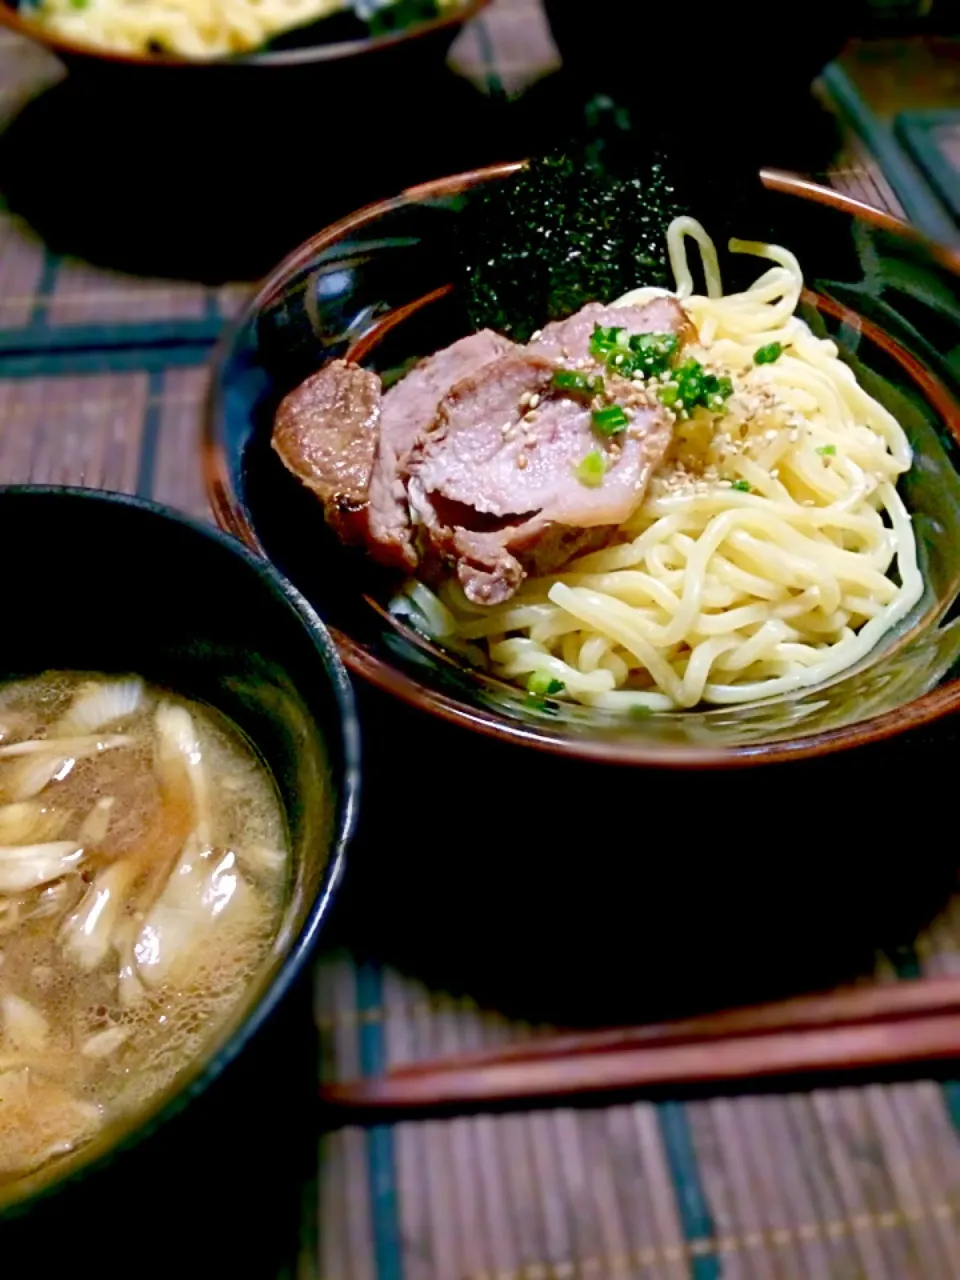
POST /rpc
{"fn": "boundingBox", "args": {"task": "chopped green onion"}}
[552,370,604,396]
[730,479,751,492]
[658,383,680,407]
[754,342,784,365]
[591,405,629,436]
[628,331,680,375]
[605,331,681,381]
[662,359,734,414]
[607,353,642,378]
[553,370,588,392]
[629,331,679,356]
[628,704,653,719]
[816,444,836,456]
[589,325,627,358]
[525,691,562,713]
[574,450,607,487]
[526,672,565,696]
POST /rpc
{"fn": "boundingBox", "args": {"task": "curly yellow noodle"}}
[393,218,923,711]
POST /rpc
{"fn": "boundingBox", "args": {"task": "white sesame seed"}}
[516,454,528,470]
[529,393,541,409]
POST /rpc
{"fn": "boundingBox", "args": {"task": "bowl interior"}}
[0,487,356,1212]
[208,168,960,764]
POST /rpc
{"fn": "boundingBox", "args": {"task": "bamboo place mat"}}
[2,9,960,1280]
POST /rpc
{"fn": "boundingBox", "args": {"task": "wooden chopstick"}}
[387,977,960,1079]
[319,978,960,1115]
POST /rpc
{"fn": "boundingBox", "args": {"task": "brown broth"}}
[0,672,289,1196]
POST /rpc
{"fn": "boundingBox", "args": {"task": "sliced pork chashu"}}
[407,350,674,605]
[368,330,515,569]
[271,360,380,543]
[270,298,691,604]
[528,297,695,362]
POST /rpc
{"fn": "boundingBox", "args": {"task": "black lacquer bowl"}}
[0,486,359,1218]
[205,163,960,767]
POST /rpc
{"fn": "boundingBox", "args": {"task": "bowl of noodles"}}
[204,157,960,767]
[0,0,484,67]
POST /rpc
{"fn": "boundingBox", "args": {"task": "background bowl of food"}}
[0,0,486,73]
[204,145,960,768]
[0,486,359,1223]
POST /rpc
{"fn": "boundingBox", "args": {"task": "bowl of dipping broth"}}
[0,485,359,1222]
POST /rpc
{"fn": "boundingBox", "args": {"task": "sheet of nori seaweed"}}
[456,101,805,342]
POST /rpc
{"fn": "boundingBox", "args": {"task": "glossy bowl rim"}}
[203,162,960,769]
[0,483,361,1216]
[0,0,488,69]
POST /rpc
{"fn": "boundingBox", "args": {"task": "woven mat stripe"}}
[0,319,225,354]
[136,368,166,498]
[31,246,59,330]
[318,956,378,1280]
[473,8,505,98]
[0,344,212,377]
[657,1104,718,1280]
[358,960,404,1280]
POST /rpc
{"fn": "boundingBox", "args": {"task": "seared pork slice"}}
[448,523,613,606]
[407,351,674,605]
[272,360,380,542]
[528,297,695,363]
[368,330,515,569]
